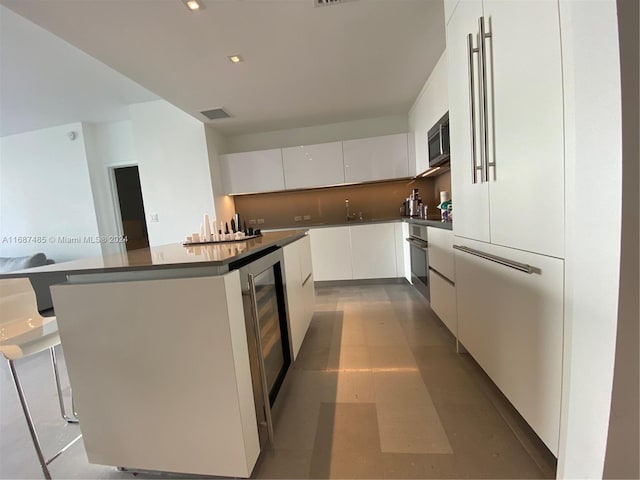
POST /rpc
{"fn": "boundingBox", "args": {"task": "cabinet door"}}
[350,223,398,279]
[483,0,564,258]
[447,0,490,243]
[282,142,344,189]
[427,227,456,281]
[454,236,563,455]
[283,239,304,360]
[429,268,457,337]
[309,226,352,281]
[343,134,409,183]
[221,149,285,194]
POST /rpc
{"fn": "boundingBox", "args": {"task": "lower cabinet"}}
[426,227,457,336]
[350,223,398,279]
[309,226,353,281]
[429,268,457,336]
[283,235,315,361]
[309,222,403,281]
[454,237,564,455]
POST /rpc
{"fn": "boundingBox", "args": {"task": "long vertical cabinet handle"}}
[478,16,493,182]
[467,33,480,184]
[248,273,275,445]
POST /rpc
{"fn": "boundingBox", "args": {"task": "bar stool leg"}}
[8,359,52,480]
[50,347,78,424]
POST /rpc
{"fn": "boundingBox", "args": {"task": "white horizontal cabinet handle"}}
[453,245,534,274]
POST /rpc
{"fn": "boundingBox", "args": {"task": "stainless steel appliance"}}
[231,247,292,449]
[406,224,429,300]
[428,112,450,168]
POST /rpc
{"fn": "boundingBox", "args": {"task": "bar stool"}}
[0,278,81,480]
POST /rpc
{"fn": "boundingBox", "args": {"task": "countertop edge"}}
[0,230,308,279]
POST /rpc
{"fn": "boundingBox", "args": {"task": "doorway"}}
[113,166,149,251]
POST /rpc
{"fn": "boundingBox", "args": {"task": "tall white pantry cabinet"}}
[447,0,565,456]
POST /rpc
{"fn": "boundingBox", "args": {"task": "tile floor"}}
[0,281,556,479]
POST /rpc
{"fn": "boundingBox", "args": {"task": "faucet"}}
[345,199,362,221]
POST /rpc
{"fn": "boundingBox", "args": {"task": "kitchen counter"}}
[0,230,307,278]
[406,218,453,230]
[265,216,453,231]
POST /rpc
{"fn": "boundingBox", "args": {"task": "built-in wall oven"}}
[230,246,292,450]
[406,224,429,301]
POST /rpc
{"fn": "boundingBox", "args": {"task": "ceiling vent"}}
[314,0,356,7]
[200,108,231,120]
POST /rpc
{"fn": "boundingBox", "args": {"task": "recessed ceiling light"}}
[228,55,243,63]
[183,0,201,11]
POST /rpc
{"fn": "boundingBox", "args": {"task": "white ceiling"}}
[0,0,445,138]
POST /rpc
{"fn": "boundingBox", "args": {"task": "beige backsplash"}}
[233,171,451,229]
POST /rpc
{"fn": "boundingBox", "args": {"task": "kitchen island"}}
[6,230,310,478]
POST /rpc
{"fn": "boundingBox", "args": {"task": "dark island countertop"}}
[1,230,308,278]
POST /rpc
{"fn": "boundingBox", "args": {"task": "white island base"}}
[51,270,260,478]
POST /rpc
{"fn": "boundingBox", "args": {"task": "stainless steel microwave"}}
[428,112,450,168]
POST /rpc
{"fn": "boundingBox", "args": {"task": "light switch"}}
[150,213,159,223]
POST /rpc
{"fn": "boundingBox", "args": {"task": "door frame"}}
[107,163,144,255]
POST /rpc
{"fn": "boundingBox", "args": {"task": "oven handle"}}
[406,237,428,250]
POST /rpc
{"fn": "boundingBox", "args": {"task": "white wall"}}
[129,100,216,246]
[408,51,449,175]
[0,123,102,262]
[204,125,235,224]
[224,114,409,153]
[558,1,623,478]
[83,120,137,255]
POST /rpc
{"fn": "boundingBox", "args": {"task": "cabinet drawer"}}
[454,237,563,455]
[429,268,457,337]
[427,227,455,281]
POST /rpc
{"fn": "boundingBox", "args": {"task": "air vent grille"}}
[314,0,356,7]
[201,108,230,120]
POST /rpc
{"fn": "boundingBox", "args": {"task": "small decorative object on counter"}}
[183,213,261,246]
[203,214,211,241]
[437,191,452,222]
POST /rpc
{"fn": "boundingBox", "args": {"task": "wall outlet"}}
[248,219,257,225]
[150,213,159,223]
[303,215,311,220]
[257,218,265,224]
[294,216,302,222]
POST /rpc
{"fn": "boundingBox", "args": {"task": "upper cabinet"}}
[343,133,410,183]
[220,149,285,194]
[282,142,344,189]
[223,133,412,194]
[448,0,564,258]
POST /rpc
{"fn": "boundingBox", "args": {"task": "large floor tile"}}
[310,403,384,479]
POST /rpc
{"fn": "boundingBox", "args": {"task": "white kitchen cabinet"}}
[283,234,315,361]
[427,227,456,282]
[309,226,352,281]
[221,149,285,194]
[350,223,398,279]
[282,142,344,189]
[454,236,564,455]
[308,222,404,281]
[51,272,260,477]
[426,226,457,337]
[429,269,457,337]
[448,0,564,258]
[448,0,490,244]
[343,134,409,183]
